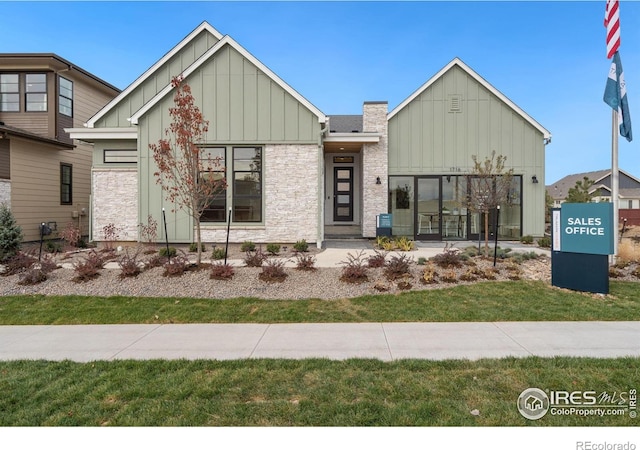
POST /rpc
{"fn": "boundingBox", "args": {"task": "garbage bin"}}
[376,213,392,237]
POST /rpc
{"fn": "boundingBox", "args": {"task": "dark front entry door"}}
[334,167,354,221]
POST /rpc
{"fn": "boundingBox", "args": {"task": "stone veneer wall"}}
[362,102,389,238]
[201,144,320,243]
[92,169,139,241]
[0,179,10,208]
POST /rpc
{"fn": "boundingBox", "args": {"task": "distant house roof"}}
[388,57,551,140]
[546,169,640,200]
[328,115,363,133]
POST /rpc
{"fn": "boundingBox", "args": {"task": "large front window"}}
[199,146,263,224]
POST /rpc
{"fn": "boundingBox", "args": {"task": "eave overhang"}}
[65,127,138,142]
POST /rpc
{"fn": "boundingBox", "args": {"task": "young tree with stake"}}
[150,76,226,265]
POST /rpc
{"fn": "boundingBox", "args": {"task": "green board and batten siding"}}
[94,30,220,129]
[388,64,546,236]
[137,43,321,241]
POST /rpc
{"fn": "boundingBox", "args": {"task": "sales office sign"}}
[552,203,614,255]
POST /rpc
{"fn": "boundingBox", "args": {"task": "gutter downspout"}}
[317,121,328,249]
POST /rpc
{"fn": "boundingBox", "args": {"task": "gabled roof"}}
[86,22,223,128]
[87,21,325,129]
[129,34,325,125]
[387,57,551,140]
[546,169,640,200]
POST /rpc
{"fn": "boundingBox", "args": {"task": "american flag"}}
[604,0,620,59]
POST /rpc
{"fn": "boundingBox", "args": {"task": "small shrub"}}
[520,235,534,245]
[189,242,206,253]
[608,267,623,278]
[374,236,390,250]
[72,250,105,282]
[461,246,480,258]
[259,259,287,282]
[118,249,143,278]
[60,221,81,248]
[45,240,62,254]
[2,251,38,276]
[373,281,390,292]
[394,236,415,251]
[211,247,226,260]
[421,263,438,284]
[102,223,122,250]
[384,253,413,281]
[381,240,396,251]
[145,254,167,269]
[441,269,458,283]
[18,267,48,285]
[339,250,369,284]
[266,243,281,255]
[210,262,235,280]
[38,253,59,274]
[139,215,158,245]
[367,250,387,268]
[510,251,541,264]
[479,268,497,280]
[396,276,413,290]
[417,257,427,266]
[163,254,189,277]
[459,268,478,282]
[158,247,177,258]
[537,237,551,248]
[244,249,266,267]
[632,266,640,279]
[618,241,640,263]
[293,239,309,252]
[495,247,512,260]
[295,253,317,271]
[431,243,463,268]
[241,241,256,252]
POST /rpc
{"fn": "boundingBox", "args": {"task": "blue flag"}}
[604,51,632,142]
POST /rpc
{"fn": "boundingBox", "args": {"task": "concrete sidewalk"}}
[0,321,638,362]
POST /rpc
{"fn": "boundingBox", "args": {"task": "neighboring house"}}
[547,169,640,208]
[68,21,551,246]
[0,54,119,241]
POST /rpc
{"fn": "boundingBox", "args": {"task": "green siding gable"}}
[388,65,544,175]
[95,30,220,128]
[141,44,321,144]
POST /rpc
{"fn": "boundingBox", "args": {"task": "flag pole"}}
[611,109,619,261]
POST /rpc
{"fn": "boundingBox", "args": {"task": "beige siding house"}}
[69,22,550,246]
[0,54,119,241]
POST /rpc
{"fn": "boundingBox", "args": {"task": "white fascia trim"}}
[86,21,223,128]
[66,127,138,140]
[129,35,326,125]
[324,133,380,143]
[388,57,551,140]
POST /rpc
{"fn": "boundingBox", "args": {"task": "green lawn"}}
[1,357,637,426]
[1,280,639,325]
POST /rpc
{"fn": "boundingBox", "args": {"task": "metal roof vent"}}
[449,94,462,113]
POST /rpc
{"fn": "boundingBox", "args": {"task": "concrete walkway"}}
[0,321,638,362]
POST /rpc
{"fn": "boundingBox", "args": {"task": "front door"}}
[333,167,354,222]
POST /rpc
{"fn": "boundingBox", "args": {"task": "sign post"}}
[551,203,613,294]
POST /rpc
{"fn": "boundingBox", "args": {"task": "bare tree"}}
[463,151,514,255]
[150,76,226,265]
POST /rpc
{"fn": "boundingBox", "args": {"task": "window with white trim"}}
[26,74,47,112]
